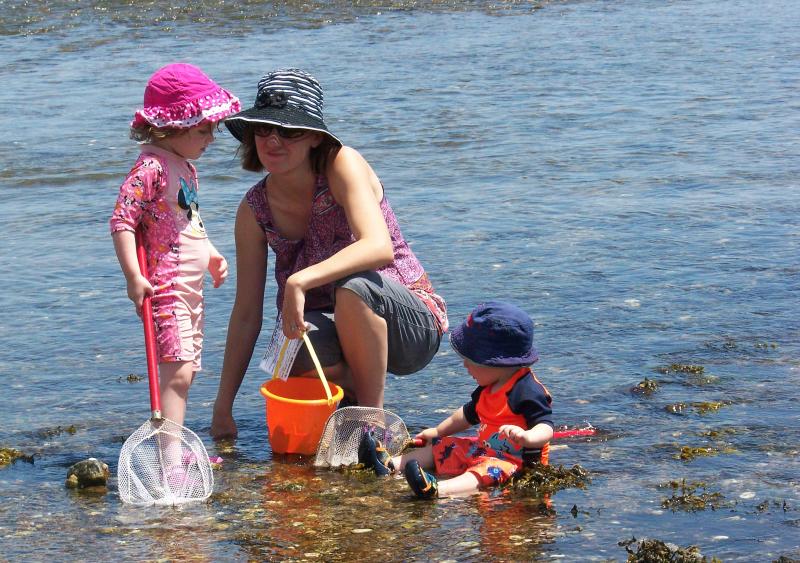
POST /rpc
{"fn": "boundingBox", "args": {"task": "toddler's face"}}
[167,122,216,160]
[463,359,503,387]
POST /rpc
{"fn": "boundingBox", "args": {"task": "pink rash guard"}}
[110,144,211,369]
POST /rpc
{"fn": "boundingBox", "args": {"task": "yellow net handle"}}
[302,332,335,405]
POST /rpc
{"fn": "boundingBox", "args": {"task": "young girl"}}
[210,68,447,440]
[110,63,240,429]
[359,301,554,499]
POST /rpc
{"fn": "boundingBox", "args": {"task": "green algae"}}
[0,447,33,468]
[659,479,726,512]
[619,536,721,562]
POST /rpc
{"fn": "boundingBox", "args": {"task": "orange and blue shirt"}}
[463,367,553,466]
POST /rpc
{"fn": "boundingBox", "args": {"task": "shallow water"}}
[1,1,799,560]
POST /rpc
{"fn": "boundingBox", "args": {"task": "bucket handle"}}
[301,332,335,406]
[270,328,336,406]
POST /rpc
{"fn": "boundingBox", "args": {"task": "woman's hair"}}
[236,128,341,175]
[129,125,183,143]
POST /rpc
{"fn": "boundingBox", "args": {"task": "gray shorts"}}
[290,271,441,376]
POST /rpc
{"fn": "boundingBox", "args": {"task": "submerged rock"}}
[65,458,109,488]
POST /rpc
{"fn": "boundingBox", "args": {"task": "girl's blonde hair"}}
[129,125,183,144]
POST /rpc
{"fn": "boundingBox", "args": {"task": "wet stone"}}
[65,458,109,489]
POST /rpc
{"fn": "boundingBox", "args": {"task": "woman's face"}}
[253,125,321,174]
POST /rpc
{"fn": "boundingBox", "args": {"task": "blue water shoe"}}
[404,459,438,499]
[358,432,393,476]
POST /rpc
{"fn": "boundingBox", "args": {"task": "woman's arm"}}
[211,199,268,440]
[281,147,394,336]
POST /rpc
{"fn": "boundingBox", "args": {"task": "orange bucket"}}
[260,378,343,455]
[259,332,343,455]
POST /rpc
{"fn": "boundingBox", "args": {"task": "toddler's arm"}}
[112,230,153,317]
[499,422,554,449]
[414,406,473,442]
[207,240,228,288]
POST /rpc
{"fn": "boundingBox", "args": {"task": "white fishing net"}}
[314,406,410,468]
[118,417,214,506]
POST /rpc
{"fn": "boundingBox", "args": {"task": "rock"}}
[65,458,109,488]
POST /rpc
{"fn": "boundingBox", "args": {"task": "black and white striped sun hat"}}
[224,68,341,145]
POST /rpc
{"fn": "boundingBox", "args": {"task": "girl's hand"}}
[208,253,228,288]
[281,276,307,339]
[127,274,154,317]
[414,427,439,444]
[499,424,526,444]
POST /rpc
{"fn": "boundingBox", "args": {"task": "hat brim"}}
[449,324,539,367]
[224,105,341,145]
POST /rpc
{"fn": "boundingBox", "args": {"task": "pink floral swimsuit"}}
[245,175,448,333]
[110,145,211,369]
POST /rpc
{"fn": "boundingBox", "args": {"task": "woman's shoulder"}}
[328,145,371,174]
[244,177,268,204]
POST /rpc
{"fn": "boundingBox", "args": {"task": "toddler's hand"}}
[127,274,153,318]
[414,428,439,444]
[208,253,228,288]
[499,424,526,444]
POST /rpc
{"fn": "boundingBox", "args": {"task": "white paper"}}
[259,315,315,380]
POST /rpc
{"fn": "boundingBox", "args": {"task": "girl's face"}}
[253,125,321,174]
[164,122,216,160]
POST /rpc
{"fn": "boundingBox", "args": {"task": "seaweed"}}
[118,373,143,383]
[675,445,737,461]
[632,377,660,395]
[36,424,77,438]
[665,401,730,416]
[619,536,721,562]
[656,364,705,375]
[659,479,726,512]
[504,463,590,495]
[0,447,34,468]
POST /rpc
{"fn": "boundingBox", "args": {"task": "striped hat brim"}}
[224,105,341,145]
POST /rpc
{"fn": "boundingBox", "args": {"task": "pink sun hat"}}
[131,63,241,129]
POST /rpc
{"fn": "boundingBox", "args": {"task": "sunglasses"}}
[251,124,309,140]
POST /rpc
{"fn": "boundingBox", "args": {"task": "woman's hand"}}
[210,405,238,440]
[281,275,307,339]
[127,274,153,317]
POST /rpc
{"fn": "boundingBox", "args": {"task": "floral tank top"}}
[245,175,448,333]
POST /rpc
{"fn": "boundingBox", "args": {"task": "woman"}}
[211,69,447,440]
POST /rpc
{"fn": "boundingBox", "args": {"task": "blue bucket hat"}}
[450,301,539,367]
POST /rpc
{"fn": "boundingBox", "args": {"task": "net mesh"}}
[314,406,409,468]
[118,417,214,506]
